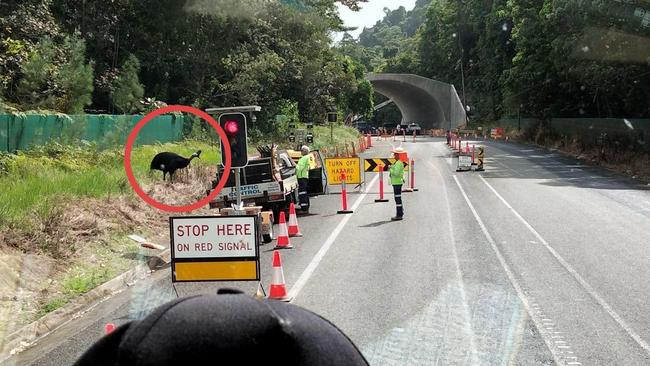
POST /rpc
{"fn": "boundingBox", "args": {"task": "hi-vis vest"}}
[297,155,310,179]
[389,160,404,185]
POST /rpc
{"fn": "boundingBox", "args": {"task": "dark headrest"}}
[74,289,368,366]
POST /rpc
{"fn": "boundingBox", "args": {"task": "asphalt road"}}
[7,136,650,365]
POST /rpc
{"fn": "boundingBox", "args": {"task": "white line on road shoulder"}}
[452,175,570,366]
[288,174,379,302]
[478,175,650,356]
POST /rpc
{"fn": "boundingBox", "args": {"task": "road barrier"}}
[472,144,476,164]
[288,203,303,237]
[403,159,418,192]
[375,163,389,203]
[476,146,485,171]
[269,250,290,301]
[337,173,354,214]
[275,212,293,249]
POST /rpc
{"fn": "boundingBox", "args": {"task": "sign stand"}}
[172,283,180,298]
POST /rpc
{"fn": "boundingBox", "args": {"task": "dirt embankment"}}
[0,165,217,334]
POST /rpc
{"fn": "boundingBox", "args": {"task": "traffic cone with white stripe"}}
[275,211,293,249]
[288,203,303,237]
[268,250,291,301]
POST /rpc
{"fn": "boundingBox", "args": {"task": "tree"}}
[57,36,94,114]
[16,37,58,110]
[111,54,144,114]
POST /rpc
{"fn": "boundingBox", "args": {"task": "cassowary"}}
[150,150,201,182]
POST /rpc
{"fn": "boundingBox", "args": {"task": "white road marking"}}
[288,174,379,302]
[436,161,480,363]
[452,175,570,365]
[479,175,650,356]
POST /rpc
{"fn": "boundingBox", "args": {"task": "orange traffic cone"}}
[105,323,116,335]
[275,211,293,249]
[268,250,291,301]
[288,203,303,237]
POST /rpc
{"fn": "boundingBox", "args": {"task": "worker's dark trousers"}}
[298,178,310,210]
[393,184,403,217]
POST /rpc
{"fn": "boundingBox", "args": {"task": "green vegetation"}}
[111,55,144,114]
[1,0,373,132]
[338,0,650,124]
[0,140,221,228]
[34,236,140,318]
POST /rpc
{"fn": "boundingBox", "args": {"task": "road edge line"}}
[288,174,379,302]
[478,174,650,356]
[452,175,567,366]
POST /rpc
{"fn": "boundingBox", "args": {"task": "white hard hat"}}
[301,145,310,152]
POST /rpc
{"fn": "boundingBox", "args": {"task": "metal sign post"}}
[235,167,243,211]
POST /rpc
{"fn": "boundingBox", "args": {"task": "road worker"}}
[388,148,406,220]
[296,145,312,212]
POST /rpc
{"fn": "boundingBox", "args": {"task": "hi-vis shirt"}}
[297,155,311,179]
[389,160,404,185]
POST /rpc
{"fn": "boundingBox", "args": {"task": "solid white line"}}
[478,175,650,356]
[452,175,568,366]
[288,174,379,302]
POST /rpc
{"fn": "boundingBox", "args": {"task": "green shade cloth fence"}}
[0,114,185,152]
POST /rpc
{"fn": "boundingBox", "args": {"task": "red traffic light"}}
[224,120,239,134]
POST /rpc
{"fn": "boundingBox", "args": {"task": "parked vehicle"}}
[207,145,326,226]
[354,122,376,135]
[407,123,422,135]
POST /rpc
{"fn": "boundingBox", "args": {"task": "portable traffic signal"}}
[306,132,313,144]
[219,112,248,167]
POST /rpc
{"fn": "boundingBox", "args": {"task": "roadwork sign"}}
[170,215,259,282]
[364,158,409,172]
[457,155,472,171]
[325,157,361,185]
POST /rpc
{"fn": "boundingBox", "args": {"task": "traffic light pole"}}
[235,167,242,209]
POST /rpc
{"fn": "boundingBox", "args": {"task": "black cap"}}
[74,289,368,366]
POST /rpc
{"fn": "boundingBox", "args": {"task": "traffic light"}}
[219,112,248,168]
[288,123,296,143]
[306,133,313,144]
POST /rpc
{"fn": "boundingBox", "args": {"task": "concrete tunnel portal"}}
[366,73,467,131]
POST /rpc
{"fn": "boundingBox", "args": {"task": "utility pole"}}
[455,29,468,127]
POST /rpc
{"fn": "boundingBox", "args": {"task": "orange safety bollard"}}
[403,129,406,142]
[337,173,354,214]
[466,141,470,153]
[472,144,476,164]
[413,130,416,142]
[409,159,418,192]
[375,163,389,203]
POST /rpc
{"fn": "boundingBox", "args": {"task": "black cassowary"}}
[150,150,201,182]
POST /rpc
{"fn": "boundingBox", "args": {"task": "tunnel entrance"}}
[367,73,467,130]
